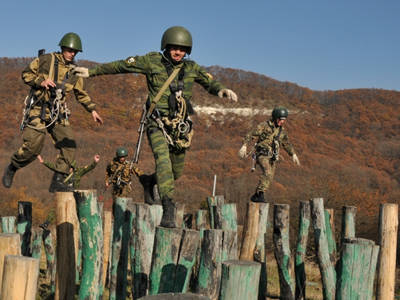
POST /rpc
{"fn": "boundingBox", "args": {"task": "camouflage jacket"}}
[43,160,97,188]
[89,52,225,115]
[22,52,96,123]
[105,158,142,186]
[243,120,295,157]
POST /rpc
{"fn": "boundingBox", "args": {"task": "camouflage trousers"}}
[11,122,76,174]
[147,126,185,200]
[111,184,131,200]
[256,154,277,193]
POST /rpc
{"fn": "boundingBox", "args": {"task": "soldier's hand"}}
[40,78,56,90]
[105,182,110,189]
[94,154,100,163]
[72,67,89,78]
[92,110,103,125]
[37,155,44,164]
[218,89,238,102]
[238,144,247,158]
[292,153,300,166]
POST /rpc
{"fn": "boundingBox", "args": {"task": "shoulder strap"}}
[146,66,182,118]
[47,53,56,82]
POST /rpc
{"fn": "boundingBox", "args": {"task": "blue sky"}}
[1,0,399,91]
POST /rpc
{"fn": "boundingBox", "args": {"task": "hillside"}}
[0,57,399,241]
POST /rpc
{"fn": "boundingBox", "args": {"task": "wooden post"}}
[310,198,336,300]
[55,192,79,300]
[196,229,223,300]
[0,255,39,300]
[0,233,21,291]
[30,227,43,260]
[130,203,162,299]
[376,203,398,300]
[17,201,32,256]
[1,216,16,233]
[74,190,103,300]
[207,195,224,229]
[42,227,56,294]
[295,201,310,300]
[324,209,336,265]
[336,238,379,300]
[101,210,112,290]
[176,203,185,228]
[341,206,356,244]
[219,260,261,300]
[109,197,132,300]
[195,210,209,231]
[138,294,210,299]
[240,202,259,261]
[273,204,295,300]
[213,203,238,232]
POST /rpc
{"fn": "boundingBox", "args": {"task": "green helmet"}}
[59,32,83,52]
[116,147,128,158]
[272,107,289,120]
[161,26,192,54]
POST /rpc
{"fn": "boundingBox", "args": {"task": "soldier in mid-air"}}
[2,32,103,192]
[105,147,142,200]
[239,107,300,202]
[73,26,238,227]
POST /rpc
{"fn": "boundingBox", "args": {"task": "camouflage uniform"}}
[243,119,295,194]
[106,158,143,199]
[43,160,98,189]
[90,52,225,200]
[11,52,96,174]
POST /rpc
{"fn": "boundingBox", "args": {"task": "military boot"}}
[160,196,176,228]
[49,172,73,193]
[250,191,266,203]
[140,174,160,205]
[2,163,18,188]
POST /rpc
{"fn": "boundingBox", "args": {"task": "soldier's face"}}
[276,119,286,127]
[169,46,187,62]
[119,157,126,163]
[62,47,78,62]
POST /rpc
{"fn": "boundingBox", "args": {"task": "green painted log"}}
[221,230,238,261]
[138,293,210,299]
[130,203,163,299]
[324,209,336,265]
[219,260,261,300]
[341,206,356,245]
[74,190,103,300]
[176,203,185,228]
[310,198,336,300]
[31,227,43,260]
[110,197,132,300]
[1,216,16,233]
[336,238,379,300]
[195,210,208,231]
[273,204,295,300]
[295,201,310,300]
[149,227,182,294]
[17,201,32,256]
[206,195,224,229]
[195,229,223,299]
[213,203,237,232]
[42,227,56,294]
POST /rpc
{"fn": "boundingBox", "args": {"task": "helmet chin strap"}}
[163,50,185,65]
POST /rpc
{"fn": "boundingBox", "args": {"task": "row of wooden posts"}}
[0,191,398,300]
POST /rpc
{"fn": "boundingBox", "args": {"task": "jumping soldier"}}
[239,107,300,202]
[73,26,238,227]
[2,32,103,192]
[38,154,100,189]
[106,147,143,199]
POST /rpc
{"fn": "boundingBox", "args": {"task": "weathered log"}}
[219,260,261,300]
[310,198,336,300]
[74,190,103,300]
[176,203,185,228]
[336,238,379,300]
[17,201,32,256]
[195,210,208,231]
[273,204,294,300]
[0,255,39,300]
[55,192,79,300]
[1,216,16,233]
[206,195,224,229]
[0,234,21,290]
[324,209,336,265]
[138,293,210,299]
[30,227,43,260]
[109,197,132,300]
[130,203,163,299]
[240,202,259,261]
[295,201,310,300]
[101,210,112,290]
[341,206,356,245]
[42,227,56,293]
[213,203,238,232]
[376,203,398,300]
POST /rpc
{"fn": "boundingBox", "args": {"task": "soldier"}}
[106,147,143,199]
[239,107,300,202]
[73,26,238,227]
[2,32,103,192]
[38,154,100,189]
